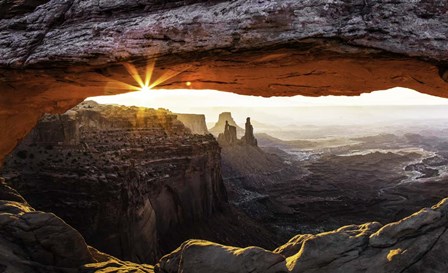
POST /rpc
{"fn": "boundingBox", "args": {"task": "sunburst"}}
[106,59,190,94]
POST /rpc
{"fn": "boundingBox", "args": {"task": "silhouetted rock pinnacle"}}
[217,117,257,147]
[217,121,238,146]
[241,117,257,146]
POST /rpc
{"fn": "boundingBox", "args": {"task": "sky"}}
[88,87,448,126]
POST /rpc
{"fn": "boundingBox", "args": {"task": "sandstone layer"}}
[1,1,448,272]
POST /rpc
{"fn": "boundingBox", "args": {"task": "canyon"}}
[1,101,277,265]
[1,1,448,273]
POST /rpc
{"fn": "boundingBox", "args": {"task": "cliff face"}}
[1,1,448,272]
[0,178,155,273]
[175,113,209,135]
[1,101,227,263]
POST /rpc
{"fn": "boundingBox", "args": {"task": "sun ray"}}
[148,66,191,89]
[144,59,156,88]
[122,62,145,88]
[104,79,142,94]
[106,60,189,93]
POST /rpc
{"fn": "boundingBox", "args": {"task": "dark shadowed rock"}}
[241,117,258,146]
[1,1,448,272]
[217,120,239,146]
[2,101,228,263]
[156,198,448,273]
[156,240,286,273]
[0,177,154,273]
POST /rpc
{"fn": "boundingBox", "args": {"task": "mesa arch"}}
[1,0,448,164]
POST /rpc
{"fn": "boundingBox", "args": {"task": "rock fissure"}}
[398,227,448,273]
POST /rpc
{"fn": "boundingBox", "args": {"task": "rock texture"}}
[1,1,448,272]
[175,113,209,135]
[156,198,448,273]
[2,1,448,163]
[4,170,448,273]
[2,101,228,263]
[0,178,154,273]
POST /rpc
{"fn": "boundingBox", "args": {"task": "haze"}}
[89,87,448,128]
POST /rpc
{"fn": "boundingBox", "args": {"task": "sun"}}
[140,85,150,92]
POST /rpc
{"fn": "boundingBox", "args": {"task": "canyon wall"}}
[175,113,209,135]
[1,101,227,263]
[0,178,155,273]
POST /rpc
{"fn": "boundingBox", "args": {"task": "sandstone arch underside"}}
[1,0,448,163]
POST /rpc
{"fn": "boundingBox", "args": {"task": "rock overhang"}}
[1,0,448,163]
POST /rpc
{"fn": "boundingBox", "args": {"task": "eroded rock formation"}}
[241,117,258,146]
[210,112,244,137]
[217,120,239,146]
[4,171,448,273]
[217,114,258,147]
[175,113,209,135]
[1,101,228,263]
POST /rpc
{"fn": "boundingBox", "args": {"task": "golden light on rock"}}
[186,81,192,87]
[387,248,404,262]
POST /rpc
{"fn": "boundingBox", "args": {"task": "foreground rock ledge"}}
[1,177,448,272]
[156,198,448,273]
